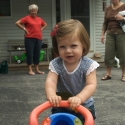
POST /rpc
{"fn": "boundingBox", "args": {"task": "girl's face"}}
[57,35,84,65]
[30,9,38,17]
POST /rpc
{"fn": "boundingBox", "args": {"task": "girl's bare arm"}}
[45,71,61,107]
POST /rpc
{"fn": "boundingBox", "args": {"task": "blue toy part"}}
[49,113,82,125]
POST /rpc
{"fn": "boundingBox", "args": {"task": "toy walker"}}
[29,101,94,125]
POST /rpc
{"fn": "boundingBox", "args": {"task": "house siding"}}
[1,0,125,63]
[94,0,110,56]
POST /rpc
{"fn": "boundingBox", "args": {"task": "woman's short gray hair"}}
[29,4,38,11]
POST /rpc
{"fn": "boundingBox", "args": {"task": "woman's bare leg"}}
[105,66,112,76]
[101,66,112,80]
[121,66,125,81]
[28,65,35,75]
[34,64,44,74]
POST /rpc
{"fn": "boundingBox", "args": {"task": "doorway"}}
[71,0,90,36]
[55,0,90,35]
[54,0,94,51]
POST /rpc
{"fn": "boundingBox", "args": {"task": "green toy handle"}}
[14,50,45,63]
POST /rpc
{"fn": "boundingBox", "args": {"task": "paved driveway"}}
[0,67,125,125]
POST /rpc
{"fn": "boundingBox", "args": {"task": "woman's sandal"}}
[28,72,35,75]
[121,76,125,82]
[35,71,45,74]
[101,75,111,80]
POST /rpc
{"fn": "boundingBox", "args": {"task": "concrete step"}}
[91,57,105,68]
[8,61,49,70]
[8,57,105,71]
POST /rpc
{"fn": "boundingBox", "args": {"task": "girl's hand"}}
[48,95,61,107]
[68,96,82,110]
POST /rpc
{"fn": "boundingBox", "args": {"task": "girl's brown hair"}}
[51,19,90,56]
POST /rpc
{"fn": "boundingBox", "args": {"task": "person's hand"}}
[48,95,61,107]
[24,28,29,34]
[100,35,105,44]
[68,96,82,110]
[25,30,29,34]
[115,14,124,21]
